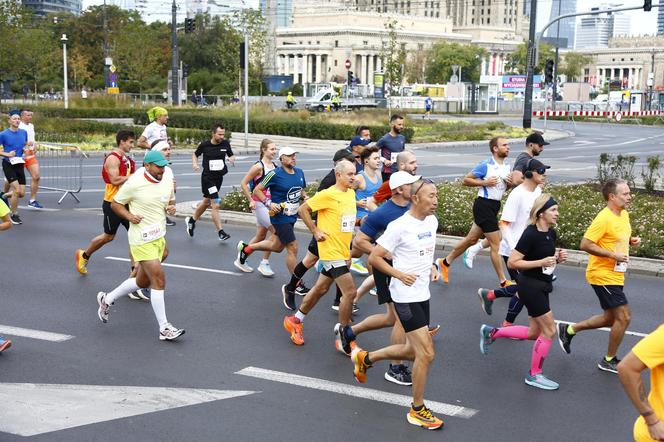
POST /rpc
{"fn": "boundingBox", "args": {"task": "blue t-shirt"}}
[424,97,432,109]
[360,199,410,239]
[376,133,406,174]
[0,128,28,162]
[260,166,306,225]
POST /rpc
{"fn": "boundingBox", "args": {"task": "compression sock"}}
[287,262,309,291]
[150,289,168,329]
[491,325,529,340]
[505,296,525,324]
[105,278,140,304]
[530,336,553,376]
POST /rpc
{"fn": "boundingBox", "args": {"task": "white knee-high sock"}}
[150,289,168,329]
[105,278,140,304]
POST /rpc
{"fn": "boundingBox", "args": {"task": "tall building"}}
[22,0,81,16]
[575,5,630,49]
[260,0,292,27]
[659,0,664,35]
[545,0,576,49]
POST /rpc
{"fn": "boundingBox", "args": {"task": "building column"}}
[284,54,290,77]
[315,54,322,83]
[596,68,602,87]
[301,53,308,84]
[279,55,285,75]
[368,54,375,85]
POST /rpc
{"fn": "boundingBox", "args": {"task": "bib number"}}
[542,264,556,275]
[283,202,299,216]
[9,157,25,165]
[390,152,399,163]
[140,223,165,242]
[340,214,355,233]
[614,260,628,273]
[208,159,225,171]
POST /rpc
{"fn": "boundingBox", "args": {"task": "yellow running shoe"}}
[407,404,444,430]
[75,249,88,275]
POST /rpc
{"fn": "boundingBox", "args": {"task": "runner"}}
[239,139,277,277]
[476,159,549,326]
[282,160,357,348]
[371,151,418,205]
[185,124,234,241]
[0,110,28,225]
[20,109,43,209]
[351,178,443,429]
[76,130,136,275]
[234,147,307,276]
[347,126,371,173]
[150,139,177,227]
[377,114,406,182]
[479,194,568,391]
[618,324,664,442]
[350,145,381,275]
[424,96,433,119]
[557,178,641,373]
[137,107,168,151]
[96,151,184,341]
[0,196,13,352]
[436,136,513,287]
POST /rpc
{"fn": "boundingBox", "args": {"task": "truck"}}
[304,88,378,112]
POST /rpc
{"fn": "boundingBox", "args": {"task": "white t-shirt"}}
[18,122,35,144]
[376,212,438,303]
[499,184,542,257]
[140,122,167,147]
[471,157,511,201]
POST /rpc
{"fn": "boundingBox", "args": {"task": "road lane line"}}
[555,320,647,338]
[105,256,243,276]
[0,325,74,342]
[235,366,478,419]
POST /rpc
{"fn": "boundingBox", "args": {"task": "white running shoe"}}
[257,261,274,277]
[97,292,109,323]
[159,323,185,341]
[462,240,482,269]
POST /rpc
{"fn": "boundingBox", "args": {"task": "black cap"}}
[333,148,355,163]
[526,159,551,172]
[526,133,550,146]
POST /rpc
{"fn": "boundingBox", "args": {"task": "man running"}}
[282,160,357,348]
[512,133,549,186]
[0,110,28,225]
[20,109,43,209]
[76,130,136,275]
[96,151,184,341]
[235,147,307,275]
[377,114,406,182]
[351,178,443,430]
[436,136,512,287]
[558,178,641,373]
[371,151,418,205]
[185,124,234,241]
[0,196,13,352]
[347,126,371,173]
[137,107,168,151]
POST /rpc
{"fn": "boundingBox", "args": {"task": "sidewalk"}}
[174,201,664,278]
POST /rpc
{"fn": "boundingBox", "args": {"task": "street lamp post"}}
[61,34,69,110]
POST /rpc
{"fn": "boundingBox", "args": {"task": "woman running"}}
[240,139,277,276]
[479,193,568,391]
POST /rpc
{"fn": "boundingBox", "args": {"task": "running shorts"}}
[320,260,350,279]
[374,258,393,305]
[253,200,271,229]
[201,173,223,199]
[394,300,430,333]
[307,235,319,257]
[130,237,166,262]
[502,255,519,282]
[591,284,628,310]
[2,161,26,185]
[24,156,38,168]
[102,200,129,235]
[273,222,297,245]
[472,197,501,233]
[518,275,552,318]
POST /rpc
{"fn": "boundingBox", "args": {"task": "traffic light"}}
[544,59,554,84]
[184,18,195,33]
[644,0,652,11]
[183,64,189,77]
[348,70,354,85]
[239,42,246,68]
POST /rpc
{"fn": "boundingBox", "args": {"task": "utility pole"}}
[171,0,179,106]
[243,20,249,149]
[522,0,537,129]
[103,0,109,94]
[552,0,562,111]
[650,49,655,110]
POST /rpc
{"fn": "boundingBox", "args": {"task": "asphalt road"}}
[0,208,660,441]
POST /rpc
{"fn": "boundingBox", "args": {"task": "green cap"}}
[143,151,169,167]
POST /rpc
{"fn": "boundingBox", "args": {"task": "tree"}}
[560,52,593,82]
[14,28,59,93]
[425,42,487,84]
[505,42,554,75]
[405,50,427,84]
[380,18,407,93]
[68,49,93,90]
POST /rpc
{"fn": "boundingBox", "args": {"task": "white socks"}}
[106,278,140,304]
[295,310,306,322]
[150,289,169,329]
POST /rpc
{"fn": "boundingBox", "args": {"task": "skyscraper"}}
[575,6,630,49]
[657,0,664,35]
[545,0,576,49]
[22,0,81,16]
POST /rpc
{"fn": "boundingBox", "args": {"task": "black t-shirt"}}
[513,152,533,173]
[318,169,336,191]
[514,224,557,282]
[194,139,234,176]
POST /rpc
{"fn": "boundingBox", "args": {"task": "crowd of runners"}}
[1,106,662,438]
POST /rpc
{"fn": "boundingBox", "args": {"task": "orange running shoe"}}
[283,315,304,345]
[435,258,449,284]
[75,249,88,275]
[407,404,444,430]
[335,339,357,357]
[500,279,516,288]
[351,347,371,383]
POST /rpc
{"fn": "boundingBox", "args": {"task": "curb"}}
[408,128,573,151]
[174,201,664,278]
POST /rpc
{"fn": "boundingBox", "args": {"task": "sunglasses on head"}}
[413,178,434,197]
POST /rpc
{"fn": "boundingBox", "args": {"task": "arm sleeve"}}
[632,326,664,370]
[471,161,488,179]
[584,212,607,243]
[306,189,328,213]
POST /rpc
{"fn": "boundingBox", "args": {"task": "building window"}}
[487,17,490,23]
[363,40,368,45]
[335,40,339,47]
[472,18,475,24]
[335,60,338,66]
[425,10,428,16]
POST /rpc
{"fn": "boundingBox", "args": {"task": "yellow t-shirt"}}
[584,207,631,286]
[632,324,664,442]
[306,185,356,261]
[0,199,9,218]
[114,168,174,246]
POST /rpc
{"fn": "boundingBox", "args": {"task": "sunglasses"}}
[533,167,547,175]
[412,178,434,197]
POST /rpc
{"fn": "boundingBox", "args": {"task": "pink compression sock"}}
[530,336,553,376]
[492,325,529,340]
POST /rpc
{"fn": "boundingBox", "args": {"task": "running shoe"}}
[369,288,377,296]
[28,200,44,209]
[435,258,449,284]
[500,279,516,288]
[0,337,12,352]
[282,284,296,311]
[462,241,481,269]
[352,303,359,314]
[477,288,494,315]
[350,258,369,275]
[283,315,304,345]
[524,373,560,390]
[218,229,231,241]
[480,324,494,355]
[385,364,412,386]
[334,323,354,355]
[185,216,195,237]
[428,324,441,337]
[331,300,359,314]
[295,282,310,296]
[128,289,150,301]
[165,217,176,226]
[159,323,185,341]
[233,241,253,273]
[407,404,444,430]
[351,347,370,383]
[598,356,621,374]
[10,214,22,225]
[75,249,88,275]
[97,291,109,323]
[257,261,274,277]
[557,322,574,354]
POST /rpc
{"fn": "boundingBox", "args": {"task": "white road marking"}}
[236,366,478,419]
[18,205,61,212]
[573,140,596,145]
[0,383,257,436]
[105,256,243,276]
[555,320,648,338]
[0,325,74,342]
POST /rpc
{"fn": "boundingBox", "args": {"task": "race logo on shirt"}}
[417,231,432,240]
[287,187,302,203]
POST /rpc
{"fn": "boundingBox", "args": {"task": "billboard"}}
[501,75,542,92]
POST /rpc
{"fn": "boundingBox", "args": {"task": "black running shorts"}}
[2,161,26,185]
[102,200,129,235]
[394,300,430,333]
[472,197,501,233]
[201,173,223,199]
[518,275,552,318]
[591,284,628,310]
[273,222,297,245]
[374,258,393,305]
[307,235,319,257]
[320,261,350,279]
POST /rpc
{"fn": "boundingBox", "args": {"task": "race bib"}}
[9,157,25,165]
[340,214,355,233]
[614,260,628,273]
[390,152,399,163]
[140,223,166,242]
[283,202,299,216]
[209,159,225,171]
[207,185,218,195]
[542,264,556,275]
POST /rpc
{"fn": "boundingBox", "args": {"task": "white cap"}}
[389,171,421,190]
[278,147,298,158]
[151,140,169,152]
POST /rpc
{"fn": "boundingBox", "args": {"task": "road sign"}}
[450,75,459,84]
[345,59,351,70]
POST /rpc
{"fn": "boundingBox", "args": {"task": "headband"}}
[536,197,558,217]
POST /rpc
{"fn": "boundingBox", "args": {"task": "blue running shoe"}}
[28,200,44,209]
[524,373,560,390]
[480,324,494,355]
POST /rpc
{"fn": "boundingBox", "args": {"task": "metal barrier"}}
[36,143,87,204]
